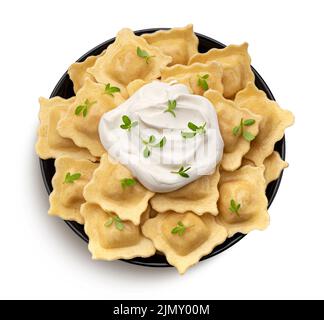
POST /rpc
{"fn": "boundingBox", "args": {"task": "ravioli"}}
[189,43,254,99]
[142,24,198,65]
[49,157,98,224]
[161,62,223,96]
[88,28,172,98]
[204,90,261,171]
[235,82,294,165]
[68,51,105,94]
[82,203,155,260]
[150,167,220,216]
[83,153,155,225]
[57,79,124,157]
[126,79,147,96]
[217,165,269,236]
[36,96,96,161]
[142,212,227,274]
[264,151,288,185]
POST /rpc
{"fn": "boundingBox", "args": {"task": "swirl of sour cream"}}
[99,81,223,193]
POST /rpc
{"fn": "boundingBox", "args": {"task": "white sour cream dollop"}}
[99,81,223,193]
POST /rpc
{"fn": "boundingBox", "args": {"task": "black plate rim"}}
[39,28,286,268]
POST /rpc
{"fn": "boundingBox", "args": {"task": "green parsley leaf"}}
[229,199,241,216]
[142,135,166,157]
[64,172,81,184]
[154,136,166,148]
[149,135,156,144]
[232,118,257,142]
[164,100,177,117]
[197,74,209,91]
[74,99,97,117]
[120,115,138,131]
[243,119,256,126]
[143,146,151,158]
[171,221,189,236]
[120,178,136,189]
[171,166,191,178]
[242,131,255,141]
[104,83,120,96]
[104,216,124,231]
[137,47,154,64]
[181,122,206,139]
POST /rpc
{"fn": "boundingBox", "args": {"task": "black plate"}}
[40,28,286,268]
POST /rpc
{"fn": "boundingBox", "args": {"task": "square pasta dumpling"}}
[57,79,124,157]
[36,96,96,161]
[161,62,223,96]
[150,166,220,216]
[142,212,227,274]
[142,24,198,66]
[204,90,261,171]
[68,50,105,94]
[49,156,98,224]
[189,43,254,99]
[126,79,147,96]
[83,154,154,225]
[88,28,172,98]
[217,165,269,236]
[82,203,155,261]
[235,82,294,165]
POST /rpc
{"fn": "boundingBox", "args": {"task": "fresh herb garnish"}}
[171,166,191,178]
[120,178,136,189]
[232,118,256,142]
[181,122,206,139]
[171,221,190,236]
[197,74,209,91]
[75,99,97,117]
[137,47,154,64]
[63,172,81,184]
[120,115,138,131]
[229,199,241,216]
[142,135,166,158]
[104,83,120,96]
[164,100,177,117]
[104,216,124,231]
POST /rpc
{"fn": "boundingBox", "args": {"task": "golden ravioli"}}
[36,96,96,161]
[82,203,155,261]
[161,62,223,96]
[142,212,227,274]
[142,24,198,65]
[49,157,98,224]
[88,28,172,98]
[189,43,254,99]
[83,154,154,225]
[204,90,261,171]
[57,79,124,157]
[68,51,105,94]
[264,151,288,185]
[126,79,147,96]
[235,82,294,165]
[217,165,269,236]
[150,167,220,216]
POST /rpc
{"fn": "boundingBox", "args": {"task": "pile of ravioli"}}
[36,25,294,274]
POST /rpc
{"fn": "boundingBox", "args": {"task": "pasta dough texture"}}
[150,167,220,216]
[88,28,172,98]
[264,151,288,185]
[36,96,96,161]
[49,157,98,224]
[204,90,261,171]
[161,62,223,96]
[142,212,227,274]
[82,203,155,260]
[235,82,294,165]
[83,154,154,225]
[217,165,269,236]
[142,24,198,65]
[189,43,254,99]
[57,79,124,157]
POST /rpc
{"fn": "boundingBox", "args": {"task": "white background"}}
[0,0,323,300]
